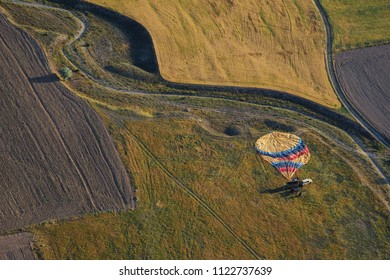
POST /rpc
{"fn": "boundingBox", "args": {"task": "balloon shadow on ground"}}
[260,185,287,194]
[260,185,302,198]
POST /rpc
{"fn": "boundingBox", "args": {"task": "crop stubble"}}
[0,14,135,233]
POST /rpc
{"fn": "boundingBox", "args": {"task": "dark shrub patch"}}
[224,125,241,136]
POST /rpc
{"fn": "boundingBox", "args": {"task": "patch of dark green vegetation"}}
[224,125,241,136]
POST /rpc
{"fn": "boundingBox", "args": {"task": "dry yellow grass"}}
[88,0,339,108]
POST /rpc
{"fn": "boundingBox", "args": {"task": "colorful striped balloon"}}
[255,132,310,180]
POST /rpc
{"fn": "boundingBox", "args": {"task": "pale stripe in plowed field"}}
[0,14,135,233]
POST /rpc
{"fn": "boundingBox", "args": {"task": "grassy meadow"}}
[320,0,390,51]
[86,0,339,108]
[1,1,389,259]
[31,97,390,259]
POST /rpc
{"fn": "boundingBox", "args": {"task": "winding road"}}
[313,0,390,148]
[5,0,86,44]
[5,0,388,177]
[6,0,389,149]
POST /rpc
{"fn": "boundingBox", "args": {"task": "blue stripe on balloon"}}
[256,139,307,158]
[271,161,304,169]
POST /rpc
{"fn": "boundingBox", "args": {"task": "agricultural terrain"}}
[0,233,35,260]
[0,13,135,233]
[319,0,390,52]
[85,0,339,108]
[335,44,390,143]
[0,0,389,260]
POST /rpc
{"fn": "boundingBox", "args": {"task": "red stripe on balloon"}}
[275,146,309,161]
[277,167,298,173]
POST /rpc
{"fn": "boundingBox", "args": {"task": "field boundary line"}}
[127,131,263,259]
[0,25,97,210]
[313,0,390,148]
[6,0,377,143]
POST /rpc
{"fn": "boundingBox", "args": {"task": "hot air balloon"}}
[255,132,310,181]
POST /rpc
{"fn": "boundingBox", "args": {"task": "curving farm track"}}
[314,0,390,148]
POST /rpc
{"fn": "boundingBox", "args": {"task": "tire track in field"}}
[168,100,390,209]
[56,88,128,208]
[5,0,85,45]
[281,1,293,35]
[312,134,390,211]
[0,30,97,210]
[126,130,262,259]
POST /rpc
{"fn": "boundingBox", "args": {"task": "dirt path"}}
[313,0,390,148]
[6,0,86,44]
[127,131,263,259]
[312,135,390,211]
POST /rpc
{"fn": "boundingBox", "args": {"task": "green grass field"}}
[320,0,390,51]
[1,1,389,259]
[31,97,390,259]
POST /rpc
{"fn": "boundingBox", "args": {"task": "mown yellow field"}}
[87,0,339,108]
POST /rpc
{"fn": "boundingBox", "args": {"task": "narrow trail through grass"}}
[127,130,262,259]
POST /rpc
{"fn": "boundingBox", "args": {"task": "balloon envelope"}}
[255,132,310,180]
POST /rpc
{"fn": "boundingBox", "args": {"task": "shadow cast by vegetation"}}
[29,73,59,83]
[45,0,382,150]
[50,0,158,74]
[224,125,241,136]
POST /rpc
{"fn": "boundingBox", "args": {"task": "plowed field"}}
[0,14,134,233]
[335,44,390,142]
[0,233,35,260]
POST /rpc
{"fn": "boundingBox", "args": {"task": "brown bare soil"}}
[335,44,390,143]
[0,232,35,260]
[0,14,135,233]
